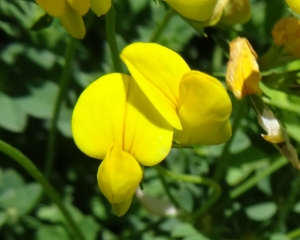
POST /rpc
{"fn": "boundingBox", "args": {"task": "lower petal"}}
[58,4,85,39]
[112,197,133,217]
[97,143,143,205]
[66,0,90,16]
[174,71,232,145]
[89,0,111,17]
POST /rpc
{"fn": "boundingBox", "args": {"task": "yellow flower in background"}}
[121,43,232,146]
[35,0,111,38]
[72,73,173,216]
[220,0,251,26]
[286,0,300,15]
[272,17,300,58]
[165,0,218,21]
[226,37,261,100]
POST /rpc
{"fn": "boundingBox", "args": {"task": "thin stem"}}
[150,9,174,42]
[154,165,221,219]
[0,139,86,240]
[155,168,182,210]
[213,100,246,181]
[274,174,300,231]
[287,228,300,239]
[44,36,77,178]
[106,4,123,73]
[230,156,287,199]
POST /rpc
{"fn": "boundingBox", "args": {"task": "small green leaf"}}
[245,202,277,221]
[172,223,209,239]
[0,93,27,132]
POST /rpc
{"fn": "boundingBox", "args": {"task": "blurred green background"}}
[1,0,300,239]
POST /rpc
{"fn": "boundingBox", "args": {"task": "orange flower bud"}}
[226,37,262,100]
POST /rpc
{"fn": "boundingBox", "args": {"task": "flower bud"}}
[226,37,262,99]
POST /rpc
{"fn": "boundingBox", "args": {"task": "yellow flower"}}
[272,17,300,57]
[220,0,251,26]
[120,43,232,146]
[35,0,111,38]
[226,37,262,100]
[165,0,218,21]
[286,0,300,15]
[72,73,173,216]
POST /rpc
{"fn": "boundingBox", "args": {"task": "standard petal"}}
[286,0,300,15]
[66,0,90,16]
[58,3,86,39]
[89,0,111,17]
[112,197,133,217]
[165,0,218,21]
[124,78,173,166]
[174,71,232,145]
[72,73,129,159]
[97,143,143,204]
[121,43,190,130]
[35,0,65,16]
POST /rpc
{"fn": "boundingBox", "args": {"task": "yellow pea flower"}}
[286,0,300,15]
[226,37,262,100]
[272,17,300,58]
[120,43,232,146]
[72,73,173,216]
[35,0,111,38]
[165,0,218,21]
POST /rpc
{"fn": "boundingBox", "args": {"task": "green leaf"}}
[0,183,42,215]
[0,93,27,132]
[171,223,209,239]
[245,202,277,221]
[36,225,70,240]
[0,169,24,189]
[17,81,58,119]
[230,130,251,154]
[30,14,53,31]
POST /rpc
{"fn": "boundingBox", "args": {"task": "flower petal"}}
[174,71,232,145]
[165,0,218,21]
[286,0,300,15]
[121,42,190,130]
[72,73,129,159]
[124,79,173,166]
[66,0,90,16]
[112,197,133,217]
[35,0,65,16]
[226,37,261,99]
[97,143,143,204]
[89,0,111,17]
[58,3,86,39]
[220,0,251,26]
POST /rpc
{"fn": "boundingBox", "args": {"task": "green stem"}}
[287,228,300,239]
[106,4,123,73]
[154,165,221,219]
[155,168,182,210]
[275,174,300,232]
[150,9,174,42]
[0,139,86,240]
[213,100,246,181]
[230,156,287,199]
[44,36,77,178]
